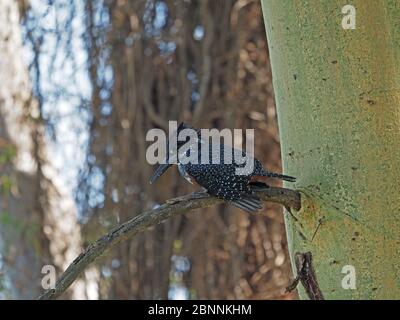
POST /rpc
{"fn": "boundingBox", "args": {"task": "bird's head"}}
[150,122,198,184]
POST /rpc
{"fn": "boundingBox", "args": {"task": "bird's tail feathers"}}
[259,170,296,182]
[230,194,262,212]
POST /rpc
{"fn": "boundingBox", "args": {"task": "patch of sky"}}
[144,1,169,36]
[187,70,199,84]
[193,25,205,41]
[23,0,92,195]
[191,91,200,102]
[158,41,177,54]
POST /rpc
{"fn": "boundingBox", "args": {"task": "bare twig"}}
[286,252,324,300]
[38,187,300,300]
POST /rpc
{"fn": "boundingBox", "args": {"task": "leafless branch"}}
[38,187,300,300]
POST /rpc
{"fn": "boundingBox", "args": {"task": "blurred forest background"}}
[0,0,296,299]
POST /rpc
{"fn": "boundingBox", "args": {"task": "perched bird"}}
[150,123,295,212]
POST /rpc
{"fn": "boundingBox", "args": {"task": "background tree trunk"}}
[261,0,400,299]
[0,0,51,298]
[0,0,82,299]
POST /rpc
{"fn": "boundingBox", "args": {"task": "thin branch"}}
[38,187,300,300]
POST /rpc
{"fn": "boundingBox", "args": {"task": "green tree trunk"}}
[260,0,400,299]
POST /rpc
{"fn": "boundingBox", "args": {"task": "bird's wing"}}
[187,163,263,212]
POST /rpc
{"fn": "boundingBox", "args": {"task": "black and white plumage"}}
[150,123,296,212]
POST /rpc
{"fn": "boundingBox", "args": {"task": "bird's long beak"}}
[149,163,172,184]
